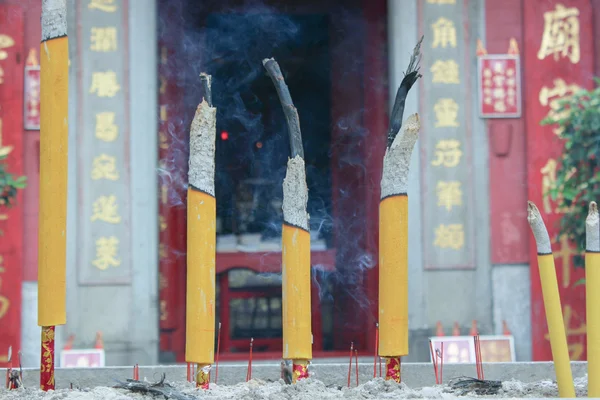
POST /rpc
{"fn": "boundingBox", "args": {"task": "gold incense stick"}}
[527,201,574,398]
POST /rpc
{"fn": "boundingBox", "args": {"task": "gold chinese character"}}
[540,158,575,214]
[0,119,14,157]
[160,300,168,321]
[94,112,118,142]
[493,87,506,100]
[537,4,580,64]
[91,154,119,181]
[92,236,120,270]
[437,181,462,211]
[430,59,460,84]
[427,0,456,3]
[159,131,168,149]
[161,185,168,205]
[0,279,9,320]
[432,139,462,167]
[446,342,470,363]
[0,34,15,61]
[433,98,459,127]
[431,18,457,48]
[91,195,121,224]
[159,272,168,290]
[554,234,577,288]
[539,78,582,135]
[483,68,492,78]
[159,243,167,259]
[89,71,121,97]
[0,65,4,84]
[493,75,506,87]
[434,224,464,250]
[493,62,504,74]
[494,101,507,112]
[159,76,167,94]
[159,215,167,232]
[544,304,586,360]
[160,105,167,122]
[0,255,4,273]
[88,0,117,12]
[90,27,117,52]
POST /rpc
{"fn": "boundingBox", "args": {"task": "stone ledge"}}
[6,360,587,390]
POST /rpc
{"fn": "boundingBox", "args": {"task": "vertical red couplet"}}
[40,326,55,391]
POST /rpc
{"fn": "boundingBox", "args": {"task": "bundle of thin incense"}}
[185,72,216,390]
[378,36,423,383]
[38,0,69,391]
[527,201,574,398]
[263,58,311,383]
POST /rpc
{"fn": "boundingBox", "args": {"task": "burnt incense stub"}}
[380,114,420,200]
[188,99,217,196]
[527,201,552,255]
[587,201,600,252]
[282,155,309,231]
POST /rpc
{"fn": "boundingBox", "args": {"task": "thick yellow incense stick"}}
[378,37,422,383]
[527,201,574,398]
[38,0,68,391]
[586,201,600,396]
[379,114,419,381]
[263,58,311,381]
[185,74,216,389]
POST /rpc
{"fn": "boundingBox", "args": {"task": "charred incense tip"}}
[263,58,304,159]
[527,201,552,254]
[387,36,423,147]
[381,114,420,199]
[199,73,213,107]
[587,201,600,252]
[42,0,67,42]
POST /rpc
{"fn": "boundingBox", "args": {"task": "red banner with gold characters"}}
[0,4,24,368]
[524,0,595,361]
[24,49,40,130]
[478,54,521,118]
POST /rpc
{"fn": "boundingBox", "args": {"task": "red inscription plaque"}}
[478,55,521,118]
[0,4,24,367]
[524,0,594,361]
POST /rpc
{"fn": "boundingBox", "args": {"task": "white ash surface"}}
[282,155,309,231]
[0,375,588,399]
[380,114,420,199]
[188,99,217,196]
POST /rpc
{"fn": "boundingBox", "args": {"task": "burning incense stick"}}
[347,342,353,387]
[374,323,379,378]
[215,322,221,384]
[527,201,575,398]
[185,72,217,390]
[379,37,423,383]
[354,349,359,386]
[263,58,311,383]
[246,338,254,382]
[587,202,600,396]
[38,0,69,391]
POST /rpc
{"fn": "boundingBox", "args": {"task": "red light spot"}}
[256,141,263,149]
[220,131,229,140]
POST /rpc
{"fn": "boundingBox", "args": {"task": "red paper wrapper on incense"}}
[385,357,401,382]
[196,364,210,389]
[40,326,55,391]
[292,360,309,383]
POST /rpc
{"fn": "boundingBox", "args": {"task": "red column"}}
[0,4,24,366]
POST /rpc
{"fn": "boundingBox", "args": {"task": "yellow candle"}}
[586,202,600,396]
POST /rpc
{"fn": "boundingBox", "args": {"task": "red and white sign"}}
[60,349,105,368]
[429,335,516,364]
[24,49,40,130]
[478,55,521,118]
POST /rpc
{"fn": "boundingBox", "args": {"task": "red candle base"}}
[195,364,210,389]
[40,326,55,391]
[384,357,401,383]
[292,360,309,383]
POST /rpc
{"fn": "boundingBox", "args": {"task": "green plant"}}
[540,77,600,275]
[0,152,27,233]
